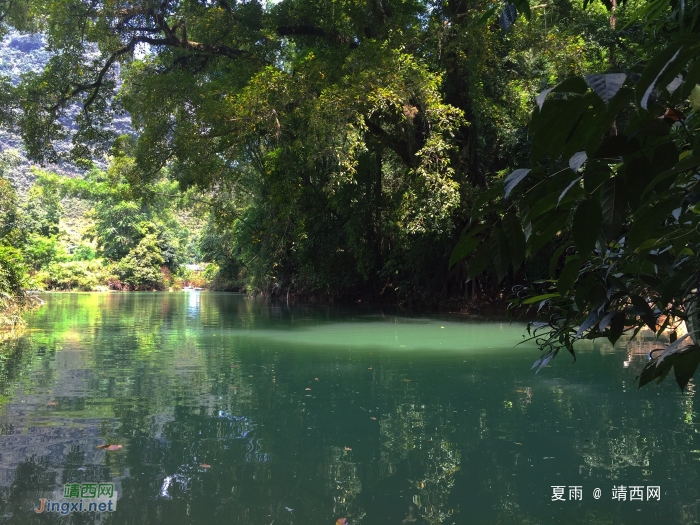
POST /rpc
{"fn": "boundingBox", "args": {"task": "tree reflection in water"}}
[0,293,698,524]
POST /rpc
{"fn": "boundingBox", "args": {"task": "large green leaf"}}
[557,256,582,295]
[528,210,568,257]
[572,198,602,258]
[607,312,626,345]
[585,73,627,104]
[627,196,680,249]
[449,223,489,268]
[449,234,482,269]
[490,227,510,283]
[630,295,657,332]
[522,293,560,305]
[467,242,491,281]
[504,169,530,199]
[636,38,700,109]
[600,177,627,240]
[674,347,700,390]
[498,3,517,32]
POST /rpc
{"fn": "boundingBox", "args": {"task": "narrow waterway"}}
[0,292,697,524]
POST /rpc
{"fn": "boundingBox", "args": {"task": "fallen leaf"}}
[47,402,58,406]
[344,446,352,451]
[368,367,372,370]
[200,464,211,468]
[315,378,319,380]
[305,388,312,391]
[337,519,348,525]
[404,379,411,382]
[370,417,377,420]
[97,445,122,451]
[249,375,253,377]
[515,442,522,445]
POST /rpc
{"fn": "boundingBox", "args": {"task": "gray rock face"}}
[0,31,133,199]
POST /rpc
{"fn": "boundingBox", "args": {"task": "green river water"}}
[0,292,699,524]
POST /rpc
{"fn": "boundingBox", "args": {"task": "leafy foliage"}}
[450,0,700,389]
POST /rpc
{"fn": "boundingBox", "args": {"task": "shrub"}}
[118,235,166,290]
[43,260,114,291]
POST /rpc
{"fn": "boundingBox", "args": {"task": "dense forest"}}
[1,0,700,385]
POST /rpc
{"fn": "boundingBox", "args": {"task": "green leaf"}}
[557,256,582,295]
[498,3,517,32]
[627,197,680,249]
[476,5,499,26]
[593,135,640,159]
[449,234,482,269]
[449,223,490,268]
[575,310,600,339]
[504,169,530,199]
[490,227,510,283]
[511,0,531,20]
[572,198,602,258]
[522,293,560,305]
[690,84,700,111]
[528,211,568,257]
[568,151,587,173]
[502,213,526,272]
[607,312,626,345]
[600,177,627,241]
[585,73,627,104]
[549,244,569,278]
[467,242,491,281]
[471,185,503,219]
[630,295,657,332]
[636,39,700,110]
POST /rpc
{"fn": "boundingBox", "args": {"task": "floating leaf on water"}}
[305,388,312,391]
[370,417,377,420]
[315,378,319,380]
[97,444,122,451]
[200,464,211,468]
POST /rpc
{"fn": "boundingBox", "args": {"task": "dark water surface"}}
[0,292,699,524]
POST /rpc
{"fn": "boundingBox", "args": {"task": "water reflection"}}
[0,293,698,524]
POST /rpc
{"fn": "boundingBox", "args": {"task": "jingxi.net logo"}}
[35,483,118,514]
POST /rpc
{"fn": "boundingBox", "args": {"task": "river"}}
[0,292,697,524]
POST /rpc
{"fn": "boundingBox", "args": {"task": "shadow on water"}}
[0,292,698,524]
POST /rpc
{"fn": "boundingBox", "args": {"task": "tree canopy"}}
[1,0,699,386]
